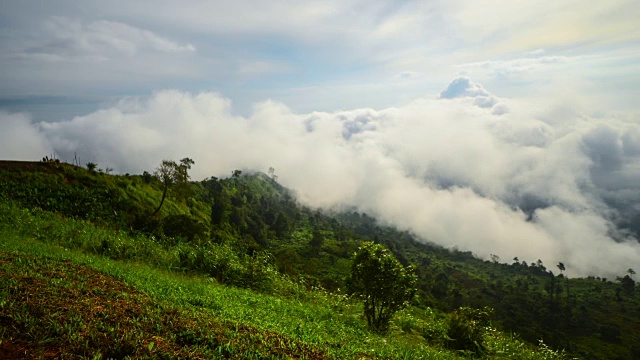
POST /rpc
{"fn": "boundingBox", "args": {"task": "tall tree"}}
[151,157,194,216]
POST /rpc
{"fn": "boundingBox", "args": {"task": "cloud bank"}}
[1,79,639,277]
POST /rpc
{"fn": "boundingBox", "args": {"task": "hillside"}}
[1,159,638,359]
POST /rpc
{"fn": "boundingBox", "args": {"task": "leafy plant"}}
[347,242,417,333]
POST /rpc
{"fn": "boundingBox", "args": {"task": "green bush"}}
[446,307,493,354]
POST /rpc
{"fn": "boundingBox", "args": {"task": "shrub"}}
[446,306,493,354]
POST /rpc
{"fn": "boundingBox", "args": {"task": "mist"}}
[1,78,639,277]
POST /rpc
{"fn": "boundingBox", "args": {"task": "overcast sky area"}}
[1,0,640,277]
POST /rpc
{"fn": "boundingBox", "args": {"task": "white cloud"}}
[3,78,639,277]
[445,0,640,54]
[237,60,292,76]
[20,17,195,63]
[459,56,569,80]
[439,77,501,110]
[0,111,52,160]
[527,49,546,57]
[439,77,491,99]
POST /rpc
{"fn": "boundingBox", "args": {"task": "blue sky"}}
[1,0,639,119]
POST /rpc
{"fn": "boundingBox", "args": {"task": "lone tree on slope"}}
[347,242,417,333]
[152,157,194,216]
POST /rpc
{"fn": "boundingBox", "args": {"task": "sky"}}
[1,0,640,277]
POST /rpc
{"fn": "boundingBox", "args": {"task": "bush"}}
[446,307,493,354]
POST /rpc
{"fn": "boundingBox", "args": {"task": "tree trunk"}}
[151,182,169,216]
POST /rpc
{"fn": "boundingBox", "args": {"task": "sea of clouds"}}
[2,78,640,277]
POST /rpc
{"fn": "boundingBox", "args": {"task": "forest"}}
[0,158,638,359]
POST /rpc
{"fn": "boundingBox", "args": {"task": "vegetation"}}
[0,158,637,358]
[348,242,417,333]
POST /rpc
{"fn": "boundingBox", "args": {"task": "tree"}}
[536,259,546,271]
[173,157,195,199]
[151,157,194,216]
[141,171,153,183]
[86,162,97,172]
[347,242,417,333]
[557,262,565,275]
[617,275,636,295]
[178,157,194,181]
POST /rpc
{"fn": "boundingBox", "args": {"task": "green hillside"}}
[1,159,637,359]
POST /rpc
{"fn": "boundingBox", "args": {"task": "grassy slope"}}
[0,231,466,359]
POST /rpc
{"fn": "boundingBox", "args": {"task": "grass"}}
[0,232,459,359]
[0,199,569,359]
